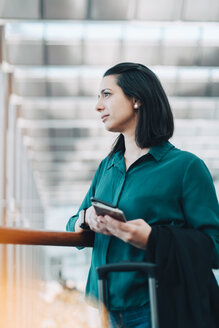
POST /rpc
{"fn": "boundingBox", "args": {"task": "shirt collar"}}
[106,141,175,170]
[148,141,175,162]
[106,151,124,170]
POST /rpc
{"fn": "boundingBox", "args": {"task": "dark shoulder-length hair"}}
[103,62,174,158]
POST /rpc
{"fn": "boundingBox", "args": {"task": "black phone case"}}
[92,204,126,222]
[90,197,116,208]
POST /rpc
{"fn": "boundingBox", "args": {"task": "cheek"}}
[103,116,120,132]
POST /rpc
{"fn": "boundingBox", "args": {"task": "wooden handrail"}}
[0,227,94,247]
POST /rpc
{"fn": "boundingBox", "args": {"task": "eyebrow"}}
[100,88,112,94]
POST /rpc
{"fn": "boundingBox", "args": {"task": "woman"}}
[66,62,219,328]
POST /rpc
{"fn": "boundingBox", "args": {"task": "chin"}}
[104,122,113,131]
[104,120,121,133]
[104,125,119,133]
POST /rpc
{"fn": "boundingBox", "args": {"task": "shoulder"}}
[169,143,205,166]
[169,144,211,179]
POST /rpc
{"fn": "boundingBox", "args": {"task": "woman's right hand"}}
[84,206,112,235]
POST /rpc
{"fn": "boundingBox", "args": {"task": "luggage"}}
[96,262,159,328]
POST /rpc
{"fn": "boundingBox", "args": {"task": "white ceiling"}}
[1,0,219,207]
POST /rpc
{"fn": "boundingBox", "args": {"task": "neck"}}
[123,132,150,159]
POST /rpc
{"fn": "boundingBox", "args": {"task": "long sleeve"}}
[181,156,219,268]
[66,159,104,232]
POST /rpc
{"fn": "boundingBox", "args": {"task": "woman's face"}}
[95,75,138,133]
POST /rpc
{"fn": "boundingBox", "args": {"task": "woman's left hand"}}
[97,216,152,250]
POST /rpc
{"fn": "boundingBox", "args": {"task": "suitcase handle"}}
[96,262,159,328]
[97,262,157,280]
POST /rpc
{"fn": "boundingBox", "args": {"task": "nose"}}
[95,97,105,112]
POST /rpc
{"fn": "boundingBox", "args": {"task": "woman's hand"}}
[84,206,112,235]
[98,216,152,250]
[77,207,151,249]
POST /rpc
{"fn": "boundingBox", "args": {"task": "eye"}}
[103,92,111,97]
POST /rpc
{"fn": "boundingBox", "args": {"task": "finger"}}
[91,205,97,216]
[104,215,130,232]
[103,216,125,237]
[87,209,98,225]
[89,216,112,235]
[97,215,104,222]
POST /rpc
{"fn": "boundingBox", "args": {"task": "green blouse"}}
[66,141,219,310]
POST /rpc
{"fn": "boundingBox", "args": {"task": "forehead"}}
[98,75,118,91]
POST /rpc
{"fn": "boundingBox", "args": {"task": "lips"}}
[101,114,109,121]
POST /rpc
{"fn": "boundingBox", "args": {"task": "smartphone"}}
[90,197,126,222]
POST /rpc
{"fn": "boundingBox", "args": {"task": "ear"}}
[133,99,141,109]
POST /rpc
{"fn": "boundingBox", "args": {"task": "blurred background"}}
[0,0,219,327]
